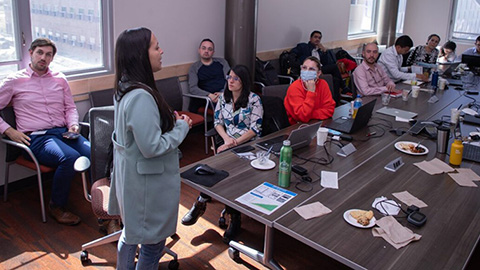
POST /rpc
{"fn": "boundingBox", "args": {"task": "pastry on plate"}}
[350,210,374,226]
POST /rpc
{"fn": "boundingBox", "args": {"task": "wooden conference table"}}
[180,82,480,269]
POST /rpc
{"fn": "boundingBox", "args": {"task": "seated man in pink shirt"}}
[0,38,90,225]
[353,42,396,96]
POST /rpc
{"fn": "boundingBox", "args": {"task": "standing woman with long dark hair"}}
[108,27,192,269]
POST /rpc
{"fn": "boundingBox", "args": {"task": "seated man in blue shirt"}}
[462,35,480,56]
[188,38,230,113]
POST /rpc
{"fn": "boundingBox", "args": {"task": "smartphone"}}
[62,132,80,139]
[231,145,255,154]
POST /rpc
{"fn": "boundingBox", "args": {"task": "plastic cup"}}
[438,78,447,90]
[316,127,329,146]
[411,86,420,98]
[451,108,460,124]
[402,89,409,101]
[381,92,390,106]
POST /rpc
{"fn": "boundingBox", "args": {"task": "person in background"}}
[188,38,230,113]
[462,35,480,55]
[378,35,429,82]
[284,56,335,125]
[182,65,263,243]
[406,34,441,66]
[438,41,459,63]
[353,43,396,96]
[291,30,349,104]
[109,27,192,270]
[0,38,90,226]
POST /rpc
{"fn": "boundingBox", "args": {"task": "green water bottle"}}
[278,140,292,187]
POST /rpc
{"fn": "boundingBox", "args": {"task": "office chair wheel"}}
[219,208,228,229]
[168,259,179,270]
[228,247,240,260]
[218,217,227,229]
[80,251,90,266]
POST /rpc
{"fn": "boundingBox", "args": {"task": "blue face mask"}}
[300,70,317,81]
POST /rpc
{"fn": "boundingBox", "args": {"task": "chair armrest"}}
[1,137,45,174]
[254,81,266,89]
[205,128,218,137]
[183,93,215,112]
[79,121,90,128]
[277,75,294,84]
[74,156,92,203]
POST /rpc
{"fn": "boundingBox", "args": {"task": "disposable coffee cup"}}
[402,89,409,101]
[411,86,420,98]
[451,108,460,124]
[438,78,447,90]
[317,127,329,146]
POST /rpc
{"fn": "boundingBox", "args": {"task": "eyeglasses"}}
[226,75,240,81]
[300,65,318,72]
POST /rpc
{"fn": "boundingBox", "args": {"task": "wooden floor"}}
[0,129,478,269]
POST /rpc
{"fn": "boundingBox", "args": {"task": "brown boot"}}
[49,204,81,225]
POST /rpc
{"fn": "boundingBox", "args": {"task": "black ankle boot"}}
[181,196,207,226]
[223,210,241,244]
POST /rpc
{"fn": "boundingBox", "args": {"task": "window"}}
[0,0,113,79]
[348,0,378,37]
[451,0,480,41]
[0,0,19,78]
[396,0,407,34]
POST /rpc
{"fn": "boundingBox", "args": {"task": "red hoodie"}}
[284,79,336,125]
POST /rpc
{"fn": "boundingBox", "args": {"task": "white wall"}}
[256,0,351,52]
[112,0,350,63]
[113,0,227,65]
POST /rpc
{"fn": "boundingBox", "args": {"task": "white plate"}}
[250,158,275,170]
[343,209,376,229]
[394,141,429,156]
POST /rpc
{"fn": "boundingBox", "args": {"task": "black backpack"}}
[279,50,300,79]
[255,57,279,86]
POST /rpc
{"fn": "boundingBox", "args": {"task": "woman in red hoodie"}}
[284,56,336,125]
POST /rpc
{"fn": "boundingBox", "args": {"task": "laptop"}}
[256,121,322,155]
[327,99,376,134]
[462,54,480,68]
[376,107,418,119]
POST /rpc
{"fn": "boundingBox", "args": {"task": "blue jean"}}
[27,127,91,207]
[117,229,166,270]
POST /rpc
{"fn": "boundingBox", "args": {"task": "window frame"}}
[0,0,114,80]
[348,0,379,39]
[449,0,480,43]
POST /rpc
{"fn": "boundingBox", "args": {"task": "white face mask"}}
[300,70,317,81]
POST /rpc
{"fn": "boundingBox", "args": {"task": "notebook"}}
[327,99,376,134]
[256,121,322,155]
[376,107,418,119]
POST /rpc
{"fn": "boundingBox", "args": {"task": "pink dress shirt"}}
[0,66,78,133]
[353,61,396,96]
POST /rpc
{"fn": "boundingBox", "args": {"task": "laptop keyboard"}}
[462,143,480,163]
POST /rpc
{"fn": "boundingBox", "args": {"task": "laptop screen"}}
[462,54,480,68]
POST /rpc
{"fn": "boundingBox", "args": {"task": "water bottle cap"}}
[283,140,291,146]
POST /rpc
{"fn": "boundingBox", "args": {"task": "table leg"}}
[228,225,283,270]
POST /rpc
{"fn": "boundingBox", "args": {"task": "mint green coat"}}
[108,89,189,244]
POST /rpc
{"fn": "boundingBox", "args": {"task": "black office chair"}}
[261,84,289,100]
[155,77,208,153]
[74,106,179,269]
[1,106,54,223]
[81,88,115,139]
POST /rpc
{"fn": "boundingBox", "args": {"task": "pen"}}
[457,104,463,110]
